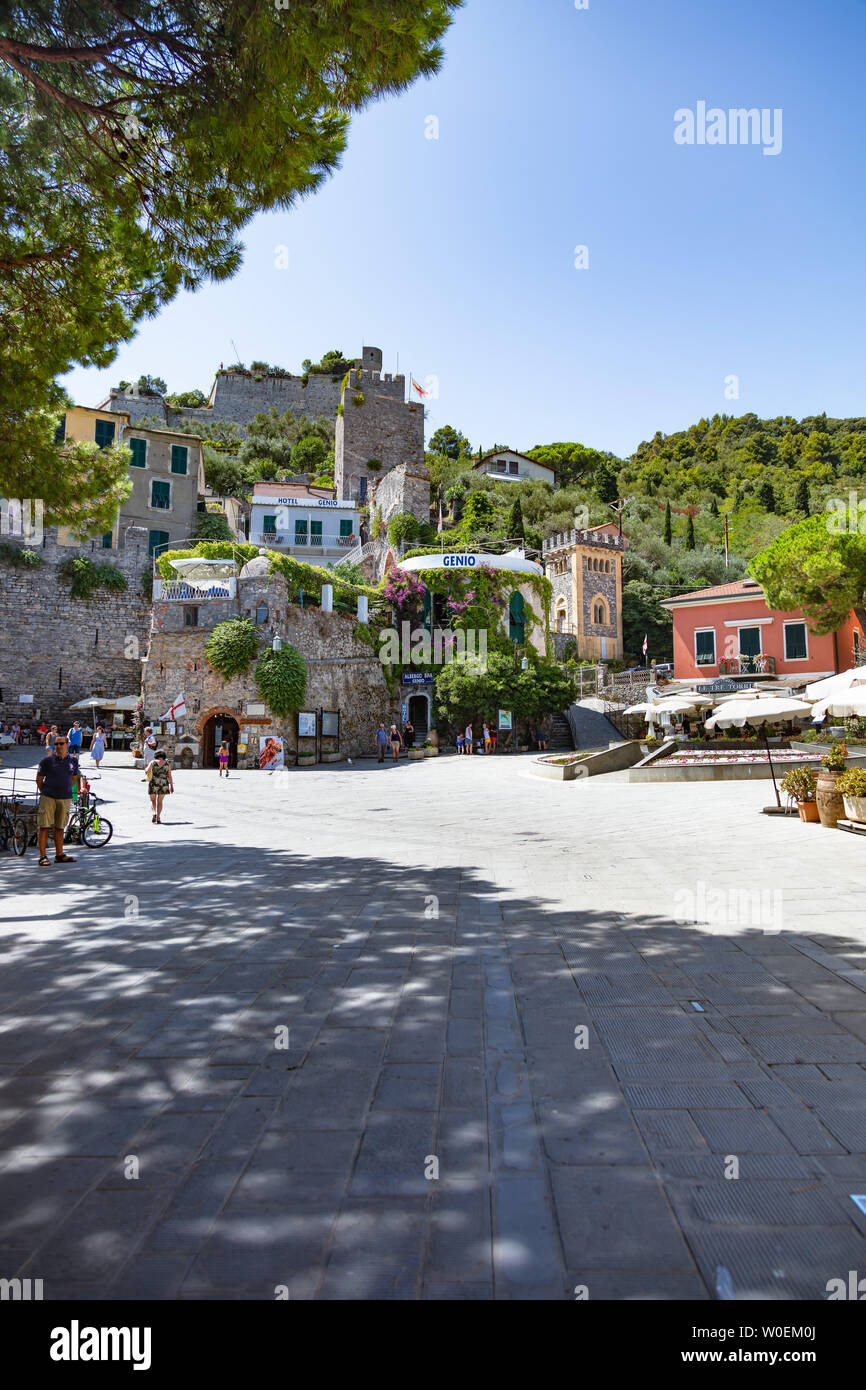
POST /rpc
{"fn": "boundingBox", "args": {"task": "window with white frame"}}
[695,629,716,666]
[783,621,808,661]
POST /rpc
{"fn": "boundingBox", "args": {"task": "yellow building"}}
[542,523,627,660]
[58,406,204,556]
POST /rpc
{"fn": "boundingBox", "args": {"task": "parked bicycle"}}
[0,800,29,855]
[64,784,113,848]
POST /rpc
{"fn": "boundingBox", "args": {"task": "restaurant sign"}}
[695,679,739,693]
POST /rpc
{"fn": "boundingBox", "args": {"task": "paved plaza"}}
[1,746,865,1300]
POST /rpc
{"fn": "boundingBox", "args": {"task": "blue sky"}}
[63,0,866,459]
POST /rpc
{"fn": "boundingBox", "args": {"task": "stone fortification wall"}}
[0,528,150,726]
[372,461,431,532]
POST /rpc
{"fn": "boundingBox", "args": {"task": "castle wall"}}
[372,462,431,532]
[0,529,150,726]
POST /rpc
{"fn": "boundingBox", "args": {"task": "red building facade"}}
[660,578,866,683]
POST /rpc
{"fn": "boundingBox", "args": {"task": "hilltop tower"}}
[542,523,627,660]
[334,362,426,508]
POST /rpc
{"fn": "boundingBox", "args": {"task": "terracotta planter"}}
[843,794,866,824]
[428,729,439,748]
[798,800,820,823]
[816,768,845,828]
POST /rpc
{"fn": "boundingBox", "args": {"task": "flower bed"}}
[653,750,821,768]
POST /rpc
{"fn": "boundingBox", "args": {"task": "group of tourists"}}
[456,721,498,755]
[3,718,108,766]
[375,720,416,763]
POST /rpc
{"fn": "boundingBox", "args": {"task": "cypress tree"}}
[758,480,776,512]
[663,500,672,546]
[794,477,810,515]
[709,495,719,516]
[506,495,525,542]
[685,513,696,550]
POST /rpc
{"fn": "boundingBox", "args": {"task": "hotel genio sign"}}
[401,672,434,685]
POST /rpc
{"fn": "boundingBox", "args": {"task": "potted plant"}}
[780,766,819,822]
[816,741,848,828]
[837,766,866,824]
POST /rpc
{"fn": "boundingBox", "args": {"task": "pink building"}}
[660,578,866,683]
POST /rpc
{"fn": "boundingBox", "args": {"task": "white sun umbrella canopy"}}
[811,686,866,720]
[653,693,714,712]
[705,695,814,730]
[805,667,866,702]
[623,701,656,715]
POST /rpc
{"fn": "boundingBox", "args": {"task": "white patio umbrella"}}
[810,686,866,720]
[705,694,815,807]
[623,701,656,715]
[805,667,866,702]
[653,693,714,712]
[67,696,107,711]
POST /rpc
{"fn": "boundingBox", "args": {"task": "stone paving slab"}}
[2,750,866,1299]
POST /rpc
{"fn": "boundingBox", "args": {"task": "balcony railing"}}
[252,532,356,550]
[154,577,237,600]
[719,655,776,675]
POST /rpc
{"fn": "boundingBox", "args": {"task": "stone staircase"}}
[547,712,574,751]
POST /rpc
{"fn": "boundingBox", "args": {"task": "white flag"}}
[161,694,186,721]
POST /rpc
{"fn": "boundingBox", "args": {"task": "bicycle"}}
[64,790,113,848]
[0,801,29,856]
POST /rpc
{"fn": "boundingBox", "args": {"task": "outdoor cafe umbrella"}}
[810,686,866,721]
[67,696,107,712]
[705,694,815,808]
[805,666,866,702]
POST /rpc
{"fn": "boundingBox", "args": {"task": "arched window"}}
[556,601,567,634]
[592,596,608,626]
[509,590,526,645]
[254,601,269,625]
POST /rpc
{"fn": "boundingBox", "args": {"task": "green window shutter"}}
[784,623,807,661]
[509,591,526,644]
[263,514,276,533]
[148,529,169,557]
[339,518,353,537]
[739,626,761,658]
[171,445,188,475]
[129,437,146,467]
[101,532,113,549]
[151,479,171,509]
[311,519,322,541]
[695,630,716,665]
[94,418,115,448]
[294,519,308,544]
[422,589,433,633]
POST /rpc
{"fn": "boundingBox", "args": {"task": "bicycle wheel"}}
[12,817,28,856]
[83,811,113,847]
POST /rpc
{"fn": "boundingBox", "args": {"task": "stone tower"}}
[542,523,627,660]
[334,361,425,505]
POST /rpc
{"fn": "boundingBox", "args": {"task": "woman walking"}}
[389,723,402,763]
[46,725,58,752]
[218,739,230,777]
[90,724,106,769]
[145,751,173,823]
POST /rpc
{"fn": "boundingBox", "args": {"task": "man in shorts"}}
[36,734,80,866]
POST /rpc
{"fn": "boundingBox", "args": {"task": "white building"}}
[472,449,556,485]
[249,483,359,562]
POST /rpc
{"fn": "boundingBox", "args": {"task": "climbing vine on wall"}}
[204,617,260,678]
[413,563,553,661]
[58,556,127,600]
[254,645,307,717]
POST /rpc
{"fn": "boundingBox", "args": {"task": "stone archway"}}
[198,706,240,768]
[408,692,431,736]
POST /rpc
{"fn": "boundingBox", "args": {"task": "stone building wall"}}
[581,557,618,642]
[144,573,399,764]
[372,461,431,532]
[334,370,425,502]
[550,569,573,631]
[0,528,150,725]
